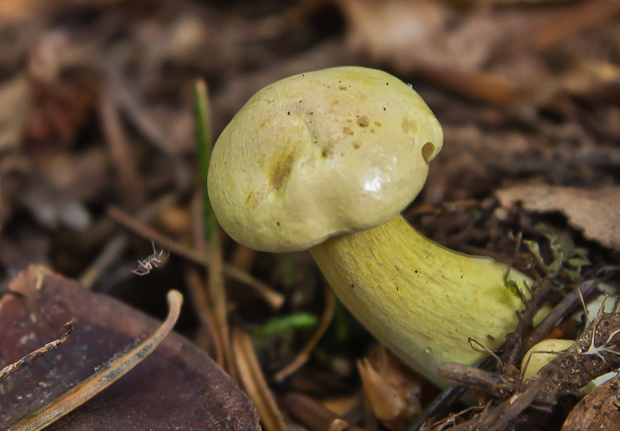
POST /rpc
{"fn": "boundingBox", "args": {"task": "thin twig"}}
[272,287,336,382]
[107,205,285,309]
[0,319,75,383]
[233,328,288,431]
[185,267,224,367]
[188,188,225,369]
[408,356,495,431]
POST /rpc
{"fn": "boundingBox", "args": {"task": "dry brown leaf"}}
[561,373,620,430]
[357,348,424,431]
[0,266,260,431]
[497,184,620,250]
[357,359,413,430]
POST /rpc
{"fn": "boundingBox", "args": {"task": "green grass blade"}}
[193,79,217,242]
[252,313,318,340]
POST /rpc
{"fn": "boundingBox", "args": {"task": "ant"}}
[131,240,168,276]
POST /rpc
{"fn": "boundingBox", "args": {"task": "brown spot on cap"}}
[402,116,417,134]
[270,151,295,191]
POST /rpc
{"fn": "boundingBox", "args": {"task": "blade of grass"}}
[252,312,318,340]
[193,79,217,243]
[185,267,224,368]
[279,253,295,287]
[194,79,237,380]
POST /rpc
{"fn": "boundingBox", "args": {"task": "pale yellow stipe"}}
[310,215,532,388]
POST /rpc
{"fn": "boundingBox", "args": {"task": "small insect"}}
[131,240,168,276]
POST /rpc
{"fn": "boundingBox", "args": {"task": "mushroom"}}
[521,339,574,380]
[207,66,531,387]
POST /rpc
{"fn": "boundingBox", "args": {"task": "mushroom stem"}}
[309,214,531,388]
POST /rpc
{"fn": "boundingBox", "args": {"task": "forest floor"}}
[1,1,620,430]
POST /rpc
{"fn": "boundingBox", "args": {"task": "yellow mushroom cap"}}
[207,66,443,252]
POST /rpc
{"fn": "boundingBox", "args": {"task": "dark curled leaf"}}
[0,266,260,431]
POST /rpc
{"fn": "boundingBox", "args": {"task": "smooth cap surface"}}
[208,66,443,252]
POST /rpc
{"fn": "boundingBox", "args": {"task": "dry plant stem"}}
[8,290,183,431]
[272,288,336,382]
[191,187,207,253]
[209,228,237,380]
[311,215,531,388]
[34,267,47,291]
[100,78,146,211]
[420,406,485,431]
[231,244,258,272]
[0,320,74,383]
[187,190,223,362]
[79,193,178,290]
[446,378,544,431]
[107,205,284,308]
[233,328,288,431]
[185,267,224,367]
